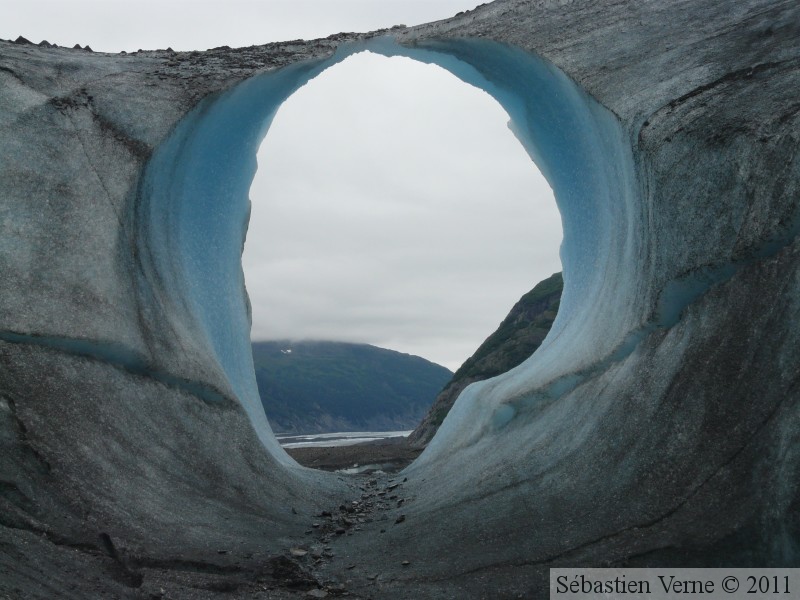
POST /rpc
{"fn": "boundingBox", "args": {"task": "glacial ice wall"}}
[136,35,638,463]
[384,39,642,458]
[137,59,337,459]
[2,0,799,596]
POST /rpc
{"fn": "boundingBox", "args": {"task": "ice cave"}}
[1,0,798,597]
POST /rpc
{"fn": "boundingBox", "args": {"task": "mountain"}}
[251,340,452,434]
[408,272,563,446]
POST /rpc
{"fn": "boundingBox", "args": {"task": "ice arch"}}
[137,37,637,461]
[2,3,799,596]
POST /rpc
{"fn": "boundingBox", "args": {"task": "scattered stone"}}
[397,499,404,507]
[292,507,298,514]
[346,564,355,570]
[380,529,386,533]
[306,590,328,598]
[402,560,410,566]
[310,546,324,559]
[311,522,320,528]
[290,548,308,557]
[367,573,378,580]
[335,527,346,535]
[395,514,406,524]
[320,510,332,518]
[217,549,228,554]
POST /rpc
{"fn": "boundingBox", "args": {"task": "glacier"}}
[136,34,639,468]
[1,0,799,597]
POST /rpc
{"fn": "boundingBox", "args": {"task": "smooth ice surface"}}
[382,40,642,463]
[137,36,639,460]
[138,60,338,459]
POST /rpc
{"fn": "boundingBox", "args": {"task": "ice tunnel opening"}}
[137,36,639,469]
[242,50,562,443]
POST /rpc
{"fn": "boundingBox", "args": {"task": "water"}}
[276,430,412,449]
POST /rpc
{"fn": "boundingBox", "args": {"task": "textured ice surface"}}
[2,2,798,594]
[137,36,640,460]
[138,60,338,458]
[383,39,643,461]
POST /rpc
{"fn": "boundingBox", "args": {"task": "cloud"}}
[243,52,562,370]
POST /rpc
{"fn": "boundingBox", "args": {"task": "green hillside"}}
[408,272,563,446]
[252,340,453,434]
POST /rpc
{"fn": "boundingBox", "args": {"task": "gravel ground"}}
[285,438,423,473]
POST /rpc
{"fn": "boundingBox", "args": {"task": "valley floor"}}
[286,438,422,473]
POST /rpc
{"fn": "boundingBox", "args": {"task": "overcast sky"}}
[4,1,563,371]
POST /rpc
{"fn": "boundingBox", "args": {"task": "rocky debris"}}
[285,472,412,593]
[13,36,32,45]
